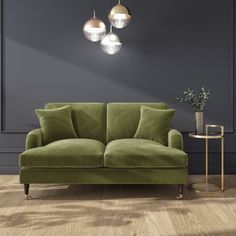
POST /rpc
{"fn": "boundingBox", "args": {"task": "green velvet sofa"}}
[19,103,188,199]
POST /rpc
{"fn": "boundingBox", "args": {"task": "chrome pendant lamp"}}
[100,25,122,55]
[108,0,131,29]
[83,10,106,42]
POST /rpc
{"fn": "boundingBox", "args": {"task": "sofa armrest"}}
[25,129,43,150]
[168,129,183,150]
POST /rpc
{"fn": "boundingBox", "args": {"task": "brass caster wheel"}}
[176,194,183,200]
[25,195,31,200]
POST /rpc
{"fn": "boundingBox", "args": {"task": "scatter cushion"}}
[134,106,175,145]
[35,105,77,144]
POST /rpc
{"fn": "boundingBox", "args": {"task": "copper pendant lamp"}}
[108,0,131,29]
[83,10,106,42]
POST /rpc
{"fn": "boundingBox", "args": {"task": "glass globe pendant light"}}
[108,0,131,29]
[83,10,106,42]
[100,25,122,55]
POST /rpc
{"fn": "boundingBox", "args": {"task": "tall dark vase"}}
[195,111,203,134]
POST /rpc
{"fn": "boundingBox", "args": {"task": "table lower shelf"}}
[188,182,224,193]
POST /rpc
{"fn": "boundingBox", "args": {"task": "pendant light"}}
[83,10,106,42]
[100,25,122,55]
[108,0,131,29]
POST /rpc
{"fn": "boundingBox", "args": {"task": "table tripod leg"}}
[221,137,224,191]
[206,138,208,188]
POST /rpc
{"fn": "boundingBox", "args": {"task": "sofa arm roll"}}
[168,129,183,150]
[25,129,43,150]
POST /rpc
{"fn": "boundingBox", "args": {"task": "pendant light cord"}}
[110,24,113,33]
[118,0,121,4]
[93,0,97,17]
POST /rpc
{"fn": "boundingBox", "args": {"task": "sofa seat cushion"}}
[20,139,105,168]
[104,139,188,168]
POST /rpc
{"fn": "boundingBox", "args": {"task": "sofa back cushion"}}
[107,103,168,143]
[45,103,106,143]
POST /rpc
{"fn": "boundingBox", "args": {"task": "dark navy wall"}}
[0,0,235,174]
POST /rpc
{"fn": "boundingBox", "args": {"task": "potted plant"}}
[177,87,210,134]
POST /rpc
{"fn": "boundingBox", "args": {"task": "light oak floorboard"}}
[0,175,236,236]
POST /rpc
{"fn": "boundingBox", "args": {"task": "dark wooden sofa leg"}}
[24,184,31,200]
[177,184,184,200]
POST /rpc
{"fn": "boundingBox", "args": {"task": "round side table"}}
[188,124,224,193]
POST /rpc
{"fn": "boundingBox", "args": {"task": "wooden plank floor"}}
[0,175,236,236]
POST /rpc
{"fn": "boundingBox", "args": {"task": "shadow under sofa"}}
[19,102,188,199]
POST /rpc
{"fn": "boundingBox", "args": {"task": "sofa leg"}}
[24,184,31,200]
[176,184,184,200]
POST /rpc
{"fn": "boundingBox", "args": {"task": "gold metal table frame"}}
[189,125,224,193]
